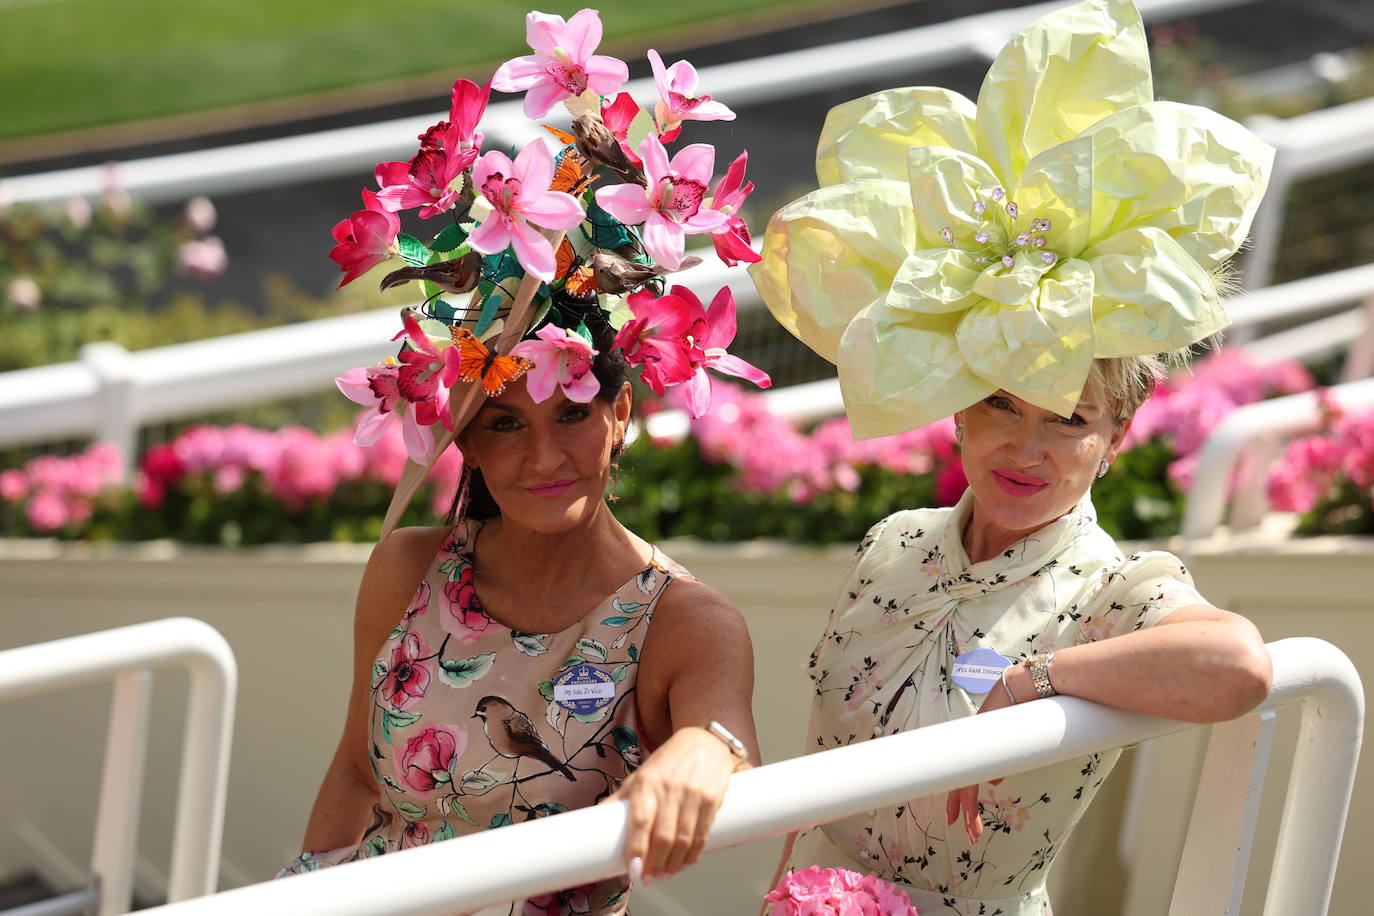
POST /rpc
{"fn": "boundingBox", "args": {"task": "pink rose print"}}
[523,885,593,915]
[399,725,466,795]
[403,580,430,620]
[400,820,430,849]
[381,631,431,710]
[441,565,498,642]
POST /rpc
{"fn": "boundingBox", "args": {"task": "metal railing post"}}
[91,669,153,916]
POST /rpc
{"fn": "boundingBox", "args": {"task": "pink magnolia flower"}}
[335,363,444,464]
[493,9,628,118]
[469,138,585,282]
[648,49,735,142]
[398,726,466,795]
[381,631,432,710]
[376,79,490,217]
[707,152,760,266]
[613,288,704,395]
[679,286,771,418]
[330,190,400,288]
[510,324,600,403]
[600,92,643,165]
[595,135,729,269]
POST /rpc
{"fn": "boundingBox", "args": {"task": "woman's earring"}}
[1097,458,1110,479]
[608,441,623,503]
[954,424,964,444]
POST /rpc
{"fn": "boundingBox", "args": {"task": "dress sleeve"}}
[806,515,895,683]
[1078,550,1209,643]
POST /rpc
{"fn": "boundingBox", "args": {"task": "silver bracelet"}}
[999,666,1019,704]
[707,720,749,766]
[1027,651,1057,699]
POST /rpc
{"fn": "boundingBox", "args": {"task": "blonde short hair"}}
[1084,350,1189,424]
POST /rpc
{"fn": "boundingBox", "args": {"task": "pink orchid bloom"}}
[468,138,585,282]
[613,288,704,396]
[707,151,761,266]
[336,364,445,464]
[391,312,464,406]
[330,189,400,288]
[600,92,644,166]
[680,286,771,417]
[594,135,730,270]
[376,79,490,218]
[492,9,628,118]
[510,324,601,403]
[648,49,735,142]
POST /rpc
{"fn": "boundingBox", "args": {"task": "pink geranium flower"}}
[330,190,400,288]
[493,9,628,118]
[706,152,760,266]
[469,138,585,282]
[399,726,466,795]
[594,135,729,270]
[381,631,432,711]
[510,324,600,403]
[376,79,490,218]
[764,865,917,916]
[679,286,771,418]
[613,288,704,395]
[648,49,735,142]
[335,363,445,464]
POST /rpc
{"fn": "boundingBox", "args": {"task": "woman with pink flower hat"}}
[752,1,1276,913]
[291,8,772,913]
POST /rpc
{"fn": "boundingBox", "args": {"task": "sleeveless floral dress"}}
[281,519,694,916]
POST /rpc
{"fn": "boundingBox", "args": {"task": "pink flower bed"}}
[1269,396,1374,515]
[764,865,918,915]
[0,442,122,533]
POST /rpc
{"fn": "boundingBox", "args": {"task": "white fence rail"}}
[125,637,1359,916]
[0,619,237,916]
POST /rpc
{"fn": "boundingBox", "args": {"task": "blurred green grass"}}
[0,0,817,141]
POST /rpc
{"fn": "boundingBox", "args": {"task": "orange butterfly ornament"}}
[450,327,535,397]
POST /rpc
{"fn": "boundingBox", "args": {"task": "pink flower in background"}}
[706,152,760,266]
[510,324,600,403]
[492,9,628,118]
[178,236,228,278]
[330,190,400,288]
[381,631,432,710]
[594,135,729,270]
[398,726,466,795]
[184,195,217,234]
[647,49,735,142]
[612,288,703,395]
[0,469,28,502]
[5,275,41,312]
[25,490,69,533]
[468,138,585,282]
[764,865,918,916]
[678,286,771,418]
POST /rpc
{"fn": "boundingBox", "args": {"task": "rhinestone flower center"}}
[939,186,1058,269]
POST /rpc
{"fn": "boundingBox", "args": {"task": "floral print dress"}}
[787,490,1206,916]
[281,519,694,916]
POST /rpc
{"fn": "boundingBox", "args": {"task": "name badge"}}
[553,663,616,713]
[951,648,1012,695]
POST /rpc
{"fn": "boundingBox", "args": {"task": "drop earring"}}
[1097,458,1110,479]
[608,442,622,503]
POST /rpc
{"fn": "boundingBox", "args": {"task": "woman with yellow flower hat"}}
[752,0,1274,911]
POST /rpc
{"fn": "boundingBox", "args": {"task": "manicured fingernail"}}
[628,856,643,886]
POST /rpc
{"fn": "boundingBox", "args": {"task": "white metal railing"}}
[0,0,1251,207]
[0,619,237,916]
[126,637,1359,916]
[1181,375,1374,541]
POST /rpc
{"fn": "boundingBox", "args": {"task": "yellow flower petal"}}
[888,249,984,315]
[1010,135,1093,257]
[836,299,996,438]
[1083,226,1228,356]
[976,0,1151,183]
[817,88,979,186]
[957,258,1097,417]
[1080,100,1275,268]
[905,145,1002,247]
[749,179,915,364]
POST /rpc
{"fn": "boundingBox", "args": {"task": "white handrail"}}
[0,0,1250,207]
[0,618,238,914]
[1181,375,1374,541]
[131,638,1359,916]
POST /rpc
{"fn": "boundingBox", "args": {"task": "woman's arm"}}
[610,578,760,882]
[947,604,1270,844]
[300,527,446,853]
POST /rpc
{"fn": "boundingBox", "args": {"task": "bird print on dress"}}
[473,695,576,781]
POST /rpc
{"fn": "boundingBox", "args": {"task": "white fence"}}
[0,618,236,916]
[107,636,1358,916]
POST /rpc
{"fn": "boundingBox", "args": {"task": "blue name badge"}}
[553,663,616,714]
[951,648,1012,695]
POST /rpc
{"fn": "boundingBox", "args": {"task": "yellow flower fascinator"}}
[750,0,1274,438]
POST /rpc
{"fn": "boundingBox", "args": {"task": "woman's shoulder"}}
[355,525,455,633]
[855,506,952,565]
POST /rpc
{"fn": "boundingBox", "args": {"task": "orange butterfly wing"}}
[542,124,578,145]
[565,265,597,297]
[450,329,533,397]
[555,238,576,278]
[551,150,598,196]
[478,354,535,397]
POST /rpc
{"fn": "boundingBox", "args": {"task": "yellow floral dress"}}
[788,491,1205,915]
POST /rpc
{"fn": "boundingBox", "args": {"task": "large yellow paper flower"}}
[750,0,1273,438]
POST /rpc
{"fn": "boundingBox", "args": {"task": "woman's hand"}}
[944,665,1026,845]
[605,725,743,883]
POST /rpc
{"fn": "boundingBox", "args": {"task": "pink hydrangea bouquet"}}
[329,7,771,475]
[764,866,919,916]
